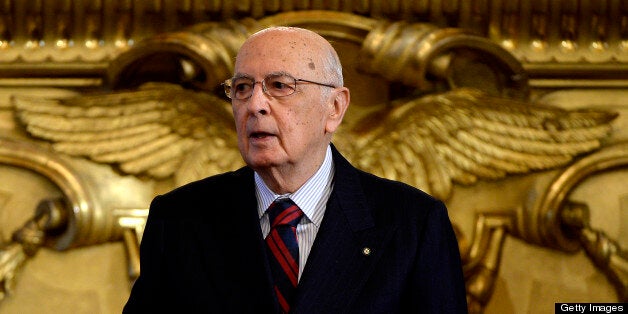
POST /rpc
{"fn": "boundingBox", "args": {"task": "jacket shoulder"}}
[356,168,442,207]
[149,167,253,218]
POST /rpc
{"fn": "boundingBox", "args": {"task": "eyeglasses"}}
[222,73,336,100]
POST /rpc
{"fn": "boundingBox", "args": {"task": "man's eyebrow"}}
[267,71,291,77]
[232,71,293,80]
[232,73,254,80]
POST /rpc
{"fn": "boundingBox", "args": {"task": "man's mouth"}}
[250,132,273,139]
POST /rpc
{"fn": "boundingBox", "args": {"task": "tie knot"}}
[267,198,303,228]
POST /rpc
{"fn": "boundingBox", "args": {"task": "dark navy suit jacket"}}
[124,146,468,313]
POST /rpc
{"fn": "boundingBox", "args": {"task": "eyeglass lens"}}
[225,74,297,99]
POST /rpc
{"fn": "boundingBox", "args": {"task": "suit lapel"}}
[292,147,396,313]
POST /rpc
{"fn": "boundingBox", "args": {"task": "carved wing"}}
[349,88,618,200]
[13,83,242,184]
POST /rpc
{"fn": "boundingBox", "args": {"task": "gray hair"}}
[320,43,343,100]
[322,44,343,87]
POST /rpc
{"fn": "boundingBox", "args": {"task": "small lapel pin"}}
[362,247,372,256]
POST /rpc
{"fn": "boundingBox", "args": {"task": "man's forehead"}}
[236,46,322,76]
[239,38,316,59]
[239,28,328,58]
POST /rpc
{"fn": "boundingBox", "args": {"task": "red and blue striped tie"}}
[265,198,304,313]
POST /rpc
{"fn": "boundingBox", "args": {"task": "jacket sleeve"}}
[123,195,167,313]
[406,200,468,313]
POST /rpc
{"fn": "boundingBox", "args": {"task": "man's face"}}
[231,30,340,173]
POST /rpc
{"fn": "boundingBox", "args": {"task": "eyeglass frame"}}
[222,73,337,100]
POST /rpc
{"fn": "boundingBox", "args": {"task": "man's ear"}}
[325,87,350,133]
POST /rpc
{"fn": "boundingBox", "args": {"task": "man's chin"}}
[244,155,282,170]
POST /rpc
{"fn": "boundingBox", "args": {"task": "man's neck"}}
[255,147,329,194]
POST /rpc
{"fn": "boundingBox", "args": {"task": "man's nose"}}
[246,82,270,115]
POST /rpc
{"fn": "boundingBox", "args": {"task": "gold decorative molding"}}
[0,137,151,300]
[0,138,95,249]
[517,141,628,301]
[0,1,626,88]
[561,201,628,302]
[5,13,623,313]
[459,141,628,311]
[358,20,529,98]
[14,13,617,199]
[514,141,628,252]
[0,4,626,313]
[462,211,515,314]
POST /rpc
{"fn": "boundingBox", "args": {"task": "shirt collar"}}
[255,145,334,226]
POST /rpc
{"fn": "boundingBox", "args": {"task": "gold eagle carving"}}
[13,84,617,200]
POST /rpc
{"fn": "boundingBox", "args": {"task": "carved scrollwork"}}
[514,141,628,252]
[461,211,515,313]
[0,138,150,300]
[0,198,67,300]
[0,138,92,301]
[457,141,628,312]
[358,20,529,99]
[508,141,628,301]
[0,138,96,249]
[561,202,628,302]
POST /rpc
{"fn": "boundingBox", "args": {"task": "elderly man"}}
[124,27,467,313]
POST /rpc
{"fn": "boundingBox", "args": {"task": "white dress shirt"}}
[255,145,334,281]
